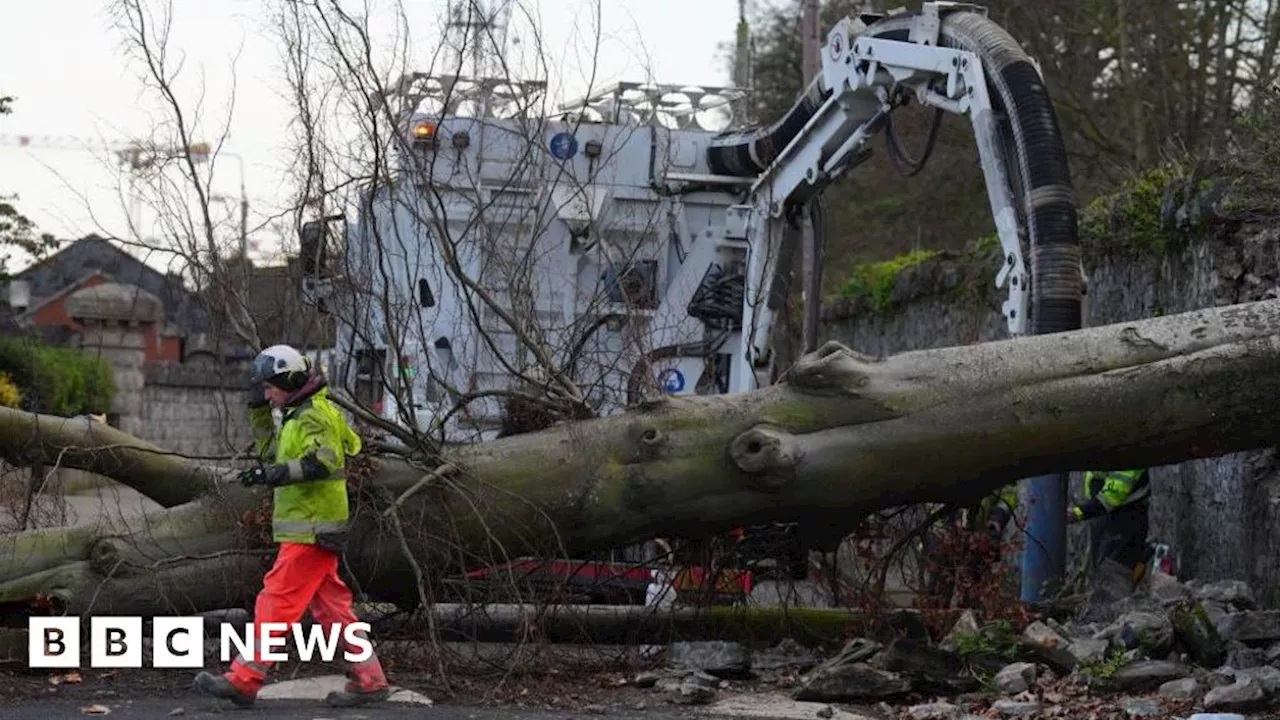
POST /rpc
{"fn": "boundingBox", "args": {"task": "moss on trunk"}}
[2,299,1280,613]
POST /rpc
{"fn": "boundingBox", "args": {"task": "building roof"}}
[11,270,106,325]
[1,235,210,333]
[0,235,335,356]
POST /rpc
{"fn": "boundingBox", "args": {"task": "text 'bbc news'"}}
[27,617,373,669]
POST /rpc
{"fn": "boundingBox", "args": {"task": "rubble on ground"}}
[625,570,1280,718]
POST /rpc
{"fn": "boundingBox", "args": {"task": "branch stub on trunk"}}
[785,341,878,395]
[730,425,799,490]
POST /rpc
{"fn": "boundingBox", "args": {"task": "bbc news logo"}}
[28,617,373,668]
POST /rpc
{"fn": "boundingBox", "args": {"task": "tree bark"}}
[3,298,1280,614]
[371,603,861,645]
[0,413,222,506]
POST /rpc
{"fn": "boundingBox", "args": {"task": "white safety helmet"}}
[251,344,312,389]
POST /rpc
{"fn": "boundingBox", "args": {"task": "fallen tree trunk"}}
[3,299,1280,614]
[0,498,251,582]
[301,602,866,646]
[0,603,902,653]
[0,412,222,507]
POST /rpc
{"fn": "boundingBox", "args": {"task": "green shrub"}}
[1079,647,1128,679]
[952,619,1022,662]
[0,335,116,416]
[1078,162,1194,259]
[835,248,941,312]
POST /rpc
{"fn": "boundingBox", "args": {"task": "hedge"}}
[0,335,116,417]
[0,371,19,408]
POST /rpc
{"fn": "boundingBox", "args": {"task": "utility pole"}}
[801,0,821,82]
[229,153,249,259]
[198,147,249,259]
[800,0,823,353]
[733,0,751,89]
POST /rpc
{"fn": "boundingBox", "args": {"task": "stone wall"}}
[819,220,1280,604]
[55,279,256,460]
[138,363,254,459]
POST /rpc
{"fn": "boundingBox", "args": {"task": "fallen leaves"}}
[48,671,82,685]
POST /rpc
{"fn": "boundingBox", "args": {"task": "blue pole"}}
[1020,472,1067,601]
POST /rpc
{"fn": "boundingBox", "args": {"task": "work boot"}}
[193,671,256,708]
[324,681,391,707]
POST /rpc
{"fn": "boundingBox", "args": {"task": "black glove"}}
[1070,499,1105,523]
[247,380,269,409]
[239,464,288,487]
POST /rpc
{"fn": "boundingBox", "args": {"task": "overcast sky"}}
[0,0,748,268]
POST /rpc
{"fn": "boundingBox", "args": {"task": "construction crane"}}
[0,134,249,255]
[0,133,207,169]
[1,134,161,244]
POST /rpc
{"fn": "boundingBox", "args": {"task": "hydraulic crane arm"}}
[706,3,1082,392]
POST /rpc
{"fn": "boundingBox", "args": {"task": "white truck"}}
[301,2,1083,597]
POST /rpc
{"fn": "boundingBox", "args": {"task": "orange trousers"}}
[226,542,388,696]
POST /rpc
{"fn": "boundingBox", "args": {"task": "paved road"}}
[0,696,708,720]
[0,653,868,720]
[0,671,737,720]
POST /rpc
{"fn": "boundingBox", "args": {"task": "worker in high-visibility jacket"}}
[1069,468,1151,576]
[194,344,391,709]
[976,484,1018,540]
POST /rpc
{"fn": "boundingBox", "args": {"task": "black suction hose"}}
[861,11,1082,333]
[705,9,1081,335]
[706,75,830,177]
